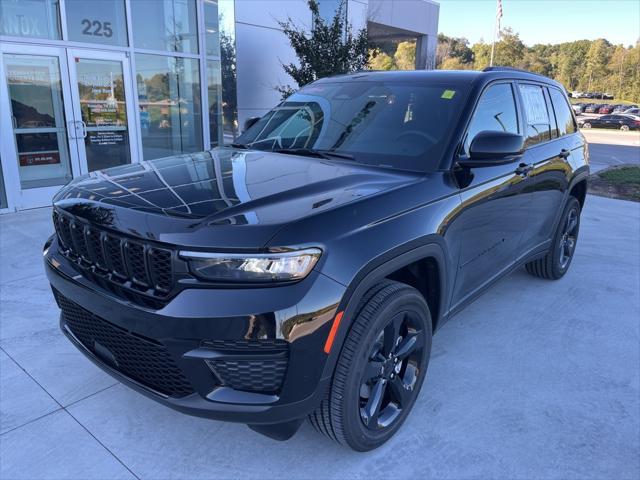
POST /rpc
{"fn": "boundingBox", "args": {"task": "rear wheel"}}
[309,280,432,451]
[621,125,630,132]
[582,122,592,128]
[525,196,581,280]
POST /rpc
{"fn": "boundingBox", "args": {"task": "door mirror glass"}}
[467,131,524,163]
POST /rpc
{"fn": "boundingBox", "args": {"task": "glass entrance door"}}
[0,44,80,209]
[66,50,137,173]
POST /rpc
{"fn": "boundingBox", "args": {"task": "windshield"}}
[235,80,470,172]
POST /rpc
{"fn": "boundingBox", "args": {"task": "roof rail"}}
[482,66,546,77]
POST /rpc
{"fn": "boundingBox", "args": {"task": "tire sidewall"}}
[340,290,432,451]
[549,197,581,278]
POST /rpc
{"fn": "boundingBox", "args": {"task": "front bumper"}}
[44,236,345,425]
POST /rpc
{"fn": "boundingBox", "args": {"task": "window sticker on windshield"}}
[441,90,456,100]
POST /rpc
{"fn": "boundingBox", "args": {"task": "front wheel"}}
[582,122,592,128]
[309,281,432,451]
[525,196,581,280]
[621,125,630,131]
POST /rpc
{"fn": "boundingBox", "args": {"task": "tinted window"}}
[549,88,576,136]
[237,81,471,173]
[463,83,519,155]
[519,84,552,147]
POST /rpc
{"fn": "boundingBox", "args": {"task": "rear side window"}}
[518,84,552,147]
[463,83,519,155]
[549,88,576,136]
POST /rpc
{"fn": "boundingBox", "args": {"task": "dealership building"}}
[0,0,439,212]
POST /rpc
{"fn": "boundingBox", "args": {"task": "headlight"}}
[179,248,322,283]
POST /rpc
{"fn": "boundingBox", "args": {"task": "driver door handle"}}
[515,162,533,176]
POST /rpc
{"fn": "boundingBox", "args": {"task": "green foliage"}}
[277,0,370,98]
[393,41,417,70]
[437,31,640,102]
[599,167,640,186]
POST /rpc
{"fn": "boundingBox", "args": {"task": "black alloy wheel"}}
[558,205,579,270]
[525,196,581,280]
[308,280,432,451]
[359,311,426,430]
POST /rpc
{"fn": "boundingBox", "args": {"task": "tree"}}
[394,41,417,70]
[277,0,370,98]
[436,34,473,68]
[369,51,394,71]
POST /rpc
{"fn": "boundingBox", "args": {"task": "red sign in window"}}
[19,152,61,167]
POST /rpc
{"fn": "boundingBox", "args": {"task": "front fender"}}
[319,239,449,381]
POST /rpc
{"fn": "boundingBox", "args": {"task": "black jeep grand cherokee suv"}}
[44,68,588,451]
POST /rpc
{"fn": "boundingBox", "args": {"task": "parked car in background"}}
[622,107,640,115]
[43,68,590,451]
[584,104,603,113]
[572,104,584,114]
[572,91,586,98]
[598,105,614,114]
[580,114,640,131]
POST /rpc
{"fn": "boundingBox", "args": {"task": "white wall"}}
[234,0,440,129]
[234,0,311,128]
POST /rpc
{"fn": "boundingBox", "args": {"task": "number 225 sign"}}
[81,19,113,38]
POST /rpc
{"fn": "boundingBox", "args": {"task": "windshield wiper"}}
[272,148,354,161]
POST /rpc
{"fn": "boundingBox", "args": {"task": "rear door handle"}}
[559,149,570,159]
[515,162,533,176]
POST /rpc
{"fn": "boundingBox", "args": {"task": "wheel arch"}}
[320,239,449,380]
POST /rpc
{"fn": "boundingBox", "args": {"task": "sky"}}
[437,0,640,47]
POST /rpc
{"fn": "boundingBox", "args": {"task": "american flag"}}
[496,0,503,30]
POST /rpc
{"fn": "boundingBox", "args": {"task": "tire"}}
[582,122,592,128]
[308,280,432,451]
[525,196,581,280]
[621,125,630,132]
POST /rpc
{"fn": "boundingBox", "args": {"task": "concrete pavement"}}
[1,195,639,479]
[581,129,640,173]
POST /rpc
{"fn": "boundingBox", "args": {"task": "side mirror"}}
[459,131,525,168]
[243,116,261,132]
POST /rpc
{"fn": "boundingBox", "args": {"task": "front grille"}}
[52,210,174,303]
[204,339,289,394]
[54,290,193,398]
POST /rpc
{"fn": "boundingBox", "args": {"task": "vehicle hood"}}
[53,148,419,248]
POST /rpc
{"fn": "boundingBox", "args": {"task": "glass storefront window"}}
[0,159,7,209]
[64,0,128,46]
[207,60,222,146]
[136,54,202,159]
[218,0,237,140]
[0,0,61,39]
[4,54,73,189]
[204,0,220,57]
[75,58,131,171]
[130,0,198,54]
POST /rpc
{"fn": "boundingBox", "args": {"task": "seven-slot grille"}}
[54,290,194,398]
[52,210,174,298]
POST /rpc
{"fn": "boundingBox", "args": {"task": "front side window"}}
[463,83,519,155]
[130,0,198,53]
[237,81,470,173]
[519,84,552,147]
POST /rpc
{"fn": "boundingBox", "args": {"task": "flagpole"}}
[489,21,497,66]
[490,0,500,67]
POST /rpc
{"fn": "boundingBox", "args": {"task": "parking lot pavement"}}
[580,129,640,173]
[1,195,639,480]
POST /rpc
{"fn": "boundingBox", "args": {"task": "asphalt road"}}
[580,128,640,172]
[1,195,639,480]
